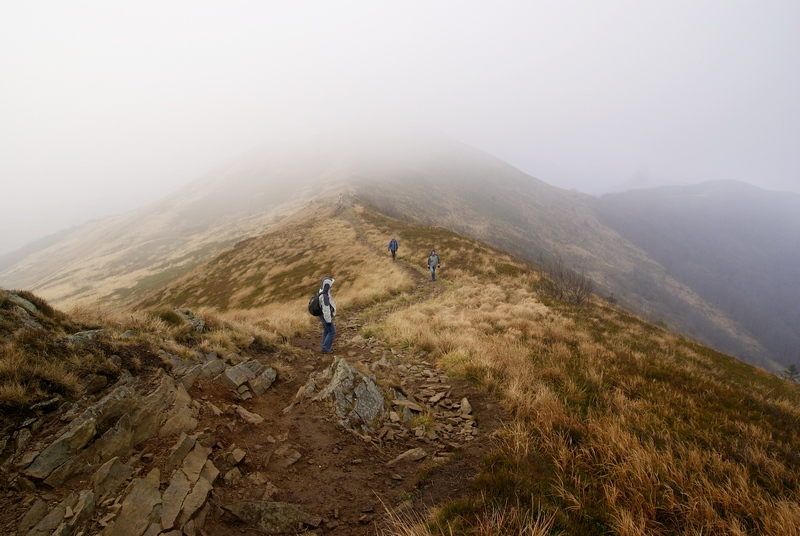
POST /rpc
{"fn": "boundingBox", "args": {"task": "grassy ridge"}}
[353,204,800,534]
[5,198,800,534]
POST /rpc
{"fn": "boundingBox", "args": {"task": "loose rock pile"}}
[1,308,486,536]
[3,335,286,535]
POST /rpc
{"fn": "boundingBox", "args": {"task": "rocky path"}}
[1,256,503,535]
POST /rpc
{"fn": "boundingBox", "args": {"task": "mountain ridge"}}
[3,198,800,534]
[0,131,788,370]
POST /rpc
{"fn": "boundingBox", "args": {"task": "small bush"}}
[155,309,184,327]
[538,257,593,306]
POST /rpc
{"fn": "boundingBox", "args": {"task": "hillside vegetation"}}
[1,130,772,374]
[136,198,800,534]
[3,197,800,535]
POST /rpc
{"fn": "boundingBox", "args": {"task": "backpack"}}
[307,291,323,316]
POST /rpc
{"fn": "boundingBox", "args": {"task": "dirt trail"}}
[192,215,503,534]
[1,204,505,535]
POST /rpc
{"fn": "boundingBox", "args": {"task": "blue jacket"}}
[388,237,398,252]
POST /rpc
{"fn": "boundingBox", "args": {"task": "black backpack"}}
[307,290,322,316]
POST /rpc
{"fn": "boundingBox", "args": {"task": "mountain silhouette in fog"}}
[597,180,800,368]
[0,129,796,370]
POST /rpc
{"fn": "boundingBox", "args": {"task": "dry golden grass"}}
[7,200,800,534]
[136,204,416,317]
[358,221,800,535]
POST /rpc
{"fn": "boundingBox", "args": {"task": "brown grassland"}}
[3,197,800,535]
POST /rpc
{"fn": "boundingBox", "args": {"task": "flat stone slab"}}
[222,501,311,534]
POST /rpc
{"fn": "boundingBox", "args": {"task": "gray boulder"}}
[175,308,205,332]
[310,357,387,431]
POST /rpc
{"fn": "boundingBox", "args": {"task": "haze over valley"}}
[1,128,798,372]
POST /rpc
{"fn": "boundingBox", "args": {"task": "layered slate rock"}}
[102,468,161,536]
[304,357,386,432]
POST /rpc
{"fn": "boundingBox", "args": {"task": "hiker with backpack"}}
[388,236,399,260]
[308,276,337,353]
[427,249,440,281]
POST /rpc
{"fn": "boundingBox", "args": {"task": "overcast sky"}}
[2,1,799,255]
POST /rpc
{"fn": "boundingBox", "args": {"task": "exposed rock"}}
[18,498,48,535]
[176,476,213,528]
[386,447,427,467]
[78,383,140,434]
[460,397,473,415]
[182,443,210,484]
[310,357,386,431]
[225,352,248,366]
[352,377,385,426]
[54,489,95,535]
[158,405,198,438]
[224,467,242,487]
[12,304,43,329]
[45,412,136,487]
[16,427,32,452]
[26,492,78,536]
[131,375,178,445]
[222,501,311,534]
[175,308,205,333]
[180,365,203,391]
[166,433,196,471]
[24,417,97,480]
[161,471,191,530]
[235,405,264,425]
[198,358,226,381]
[200,459,219,485]
[66,329,106,347]
[228,448,247,465]
[7,292,38,314]
[93,457,133,501]
[104,468,161,536]
[216,359,264,390]
[248,367,277,396]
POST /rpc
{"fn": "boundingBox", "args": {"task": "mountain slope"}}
[597,181,800,368]
[0,129,780,370]
[4,199,800,535]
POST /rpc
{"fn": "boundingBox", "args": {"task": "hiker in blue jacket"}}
[388,236,399,260]
[427,249,440,281]
[318,277,336,353]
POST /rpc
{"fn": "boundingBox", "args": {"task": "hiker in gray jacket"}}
[427,250,440,281]
[319,277,336,353]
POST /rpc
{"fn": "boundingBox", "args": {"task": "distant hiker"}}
[388,236,399,260]
[427,249,440,281]
[318,276,337,353]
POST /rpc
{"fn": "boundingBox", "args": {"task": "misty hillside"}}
[0,129,783,370]
[597,181,800,368]
[4,198,800,535]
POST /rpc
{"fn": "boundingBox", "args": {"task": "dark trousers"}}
[321,317,336,352]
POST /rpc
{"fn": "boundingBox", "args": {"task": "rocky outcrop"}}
[174,309,205,333]
[1,302,485,536]
[2,332,292,535]
[301,357,386,432]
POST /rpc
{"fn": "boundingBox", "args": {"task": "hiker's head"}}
[321,276,335,292]
[431,249,436,254]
